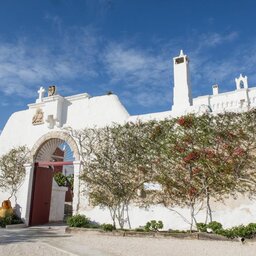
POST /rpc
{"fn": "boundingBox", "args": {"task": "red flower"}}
[204,149,215,158]
[192,167,201,175]
[177,116,193,128]
[227,132,235,140]
[175,145,185,153]
[233,147,245,156]
[183,151,199,163]
[188,187,197,197]
[177,117,186,126]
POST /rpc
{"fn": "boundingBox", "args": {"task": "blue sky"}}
[0,0,256,131]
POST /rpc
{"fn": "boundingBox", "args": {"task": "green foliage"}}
[54,173,74,190]
[196,222,207,232]
[73,122,152,229]
[67,214,90,228]
[198,222,256,239]
[0,214,23,228]
[207,221,223,232]
[101,223,116,232]
[220,223,256,239]
[152,112,256,229]
[145,220,163,232]
[0,146,30,199]
[54,172,67,186]
[168,229,187,233]
[134,227,145,232]
[70,109,256,229]
[66,174,74,190]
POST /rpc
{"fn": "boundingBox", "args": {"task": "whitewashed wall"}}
[0,93,129,218]
[1,51,256,228]
[78,194,256,230]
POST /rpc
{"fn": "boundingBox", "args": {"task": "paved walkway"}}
[0,224,112,256]
[1,224,256,256]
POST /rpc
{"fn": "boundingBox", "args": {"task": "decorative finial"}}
[179,49,184,56]
[37,87,45,103]
[235,74,248,90]
[48,85,57,97]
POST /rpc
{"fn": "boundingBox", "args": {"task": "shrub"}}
[226,224,256,239]
[67,214,90,228]
[0,214,23,228]
[207,221,222,232]
[145,220,163,232]
[54,172,67,187]
[101,223,116,232]
[216,228,233,238]
[246,223,256,234]
[66,174,74,190]
[196,222,207,232]
[135,226,145,232]
[200,222,256,239]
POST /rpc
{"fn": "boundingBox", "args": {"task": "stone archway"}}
[30,131,80,162]
[23,131,81,226]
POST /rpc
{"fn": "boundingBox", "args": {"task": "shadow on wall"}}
[14,204,22,218]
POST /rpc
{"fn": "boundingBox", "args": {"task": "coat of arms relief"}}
[32,108,44,125]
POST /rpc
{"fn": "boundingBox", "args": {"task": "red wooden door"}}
[30,165,53,226]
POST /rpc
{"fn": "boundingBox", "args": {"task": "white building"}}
[0,51,256,229]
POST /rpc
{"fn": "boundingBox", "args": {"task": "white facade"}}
[172,50,192,113]
[0,51,256,229]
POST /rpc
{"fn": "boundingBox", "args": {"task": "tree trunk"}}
[206,187,212,223]
[116,204,125,229]
[190,201,195,232]
[126,204,131,229]
[109,208,116,229]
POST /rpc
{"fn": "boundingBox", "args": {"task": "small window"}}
[240,80,244,89]
[175,57,184,64]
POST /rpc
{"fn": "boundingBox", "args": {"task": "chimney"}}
[172,50,192,112]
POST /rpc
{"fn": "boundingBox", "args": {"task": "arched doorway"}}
[29,132,80,226]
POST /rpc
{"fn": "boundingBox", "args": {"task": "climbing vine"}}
[0,146,30,202]
[71,109,256,229]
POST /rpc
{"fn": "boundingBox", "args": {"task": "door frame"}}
[29,161,74,226]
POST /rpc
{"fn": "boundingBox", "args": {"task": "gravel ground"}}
[0,225,256,256]
[1,242,73,256]
[47,233,256,256]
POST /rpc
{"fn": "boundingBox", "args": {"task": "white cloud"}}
[102,43,172,108]
[182,32,256,96]
[103,43,169,85]
[191,31,239,51]
[0,27,255,113]
[0,28,100,98]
